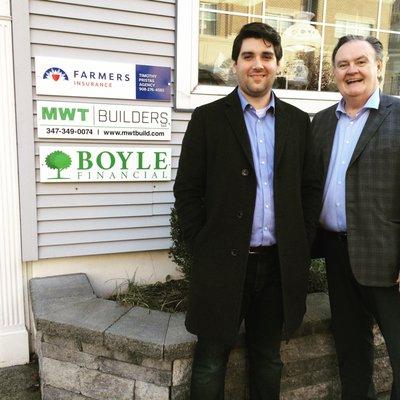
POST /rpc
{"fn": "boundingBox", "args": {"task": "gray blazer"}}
[312,94,400,287]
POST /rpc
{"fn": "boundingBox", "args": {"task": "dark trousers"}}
[322,230,400,400]
[190,246,284,400]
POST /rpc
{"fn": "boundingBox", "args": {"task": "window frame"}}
[175,0,341,112]
[175,0,400,113]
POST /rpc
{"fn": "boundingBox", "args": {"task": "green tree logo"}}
[45,150,72,179]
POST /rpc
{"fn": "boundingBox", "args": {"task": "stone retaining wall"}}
[29,274,392,400]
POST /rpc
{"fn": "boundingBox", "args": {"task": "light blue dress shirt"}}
[320,88,380,232]
[238,89,276,246]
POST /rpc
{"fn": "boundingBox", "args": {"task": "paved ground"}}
[0,359,40,400]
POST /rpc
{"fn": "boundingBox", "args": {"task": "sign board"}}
[35,57,171,101]
[39,146,171,182]
[37,101,171,141]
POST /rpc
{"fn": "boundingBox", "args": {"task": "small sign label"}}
[39,146,171,182]
[136,65,172,101]
[37,101,171,140]
[35,57,171,101]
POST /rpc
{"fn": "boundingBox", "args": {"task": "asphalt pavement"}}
[0,358,40,400]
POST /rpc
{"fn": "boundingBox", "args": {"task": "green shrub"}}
[308,258,328,293]
[168,207,192,282]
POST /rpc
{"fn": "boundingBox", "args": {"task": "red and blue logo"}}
[43,67,69,82]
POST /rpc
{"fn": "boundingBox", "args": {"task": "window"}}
[176,0,400,111]
[334,20,373,38]
[200,3,217,35]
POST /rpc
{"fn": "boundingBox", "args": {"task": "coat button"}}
[237,211,243,219]
[241,168,249,176]
[231,249,238,256]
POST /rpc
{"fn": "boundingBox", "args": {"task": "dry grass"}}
[110,278,188,313]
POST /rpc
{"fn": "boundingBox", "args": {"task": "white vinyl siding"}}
[16,0,192,259]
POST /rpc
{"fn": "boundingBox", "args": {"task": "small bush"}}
[168,207,192,282]
[308,258,328,293]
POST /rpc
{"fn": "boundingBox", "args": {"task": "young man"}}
[174,23,321,400]
[312,35,400,399]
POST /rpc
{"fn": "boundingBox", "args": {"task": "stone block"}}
[283,354,337,377]
[172,359,192,386]
[171,383,190,400]
[164,313,196,360]
[42,385,90,400]
[135,380,169,400]
[105,307,170,359]
[141,358,172,371]
[375,343,389,358]
[36,297,129,344]
[79,368,135,400]
[40,357,81,393]
[373,326,385,347]
[281,333,335,364]
[30,274,95,304]
[374,357,392,393]
[34,297,94,330]
[41,342,99,370]
[225,365,246,389]
[81,342,113,359]
[294,294,331,337]
[99,357,171,386]
[281,381,334,400]
[43,334,81,352]
[82,341,172,370]
[225,386,246,400]
[282,368,336,391]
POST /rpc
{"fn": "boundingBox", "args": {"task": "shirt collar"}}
[335,87,380,119]
[237,88,275,115]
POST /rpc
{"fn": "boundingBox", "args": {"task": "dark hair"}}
[332,35,384,64]
[231,22,283,63]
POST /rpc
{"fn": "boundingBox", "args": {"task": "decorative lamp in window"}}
[282,11,322,89]
[282,11,321,52]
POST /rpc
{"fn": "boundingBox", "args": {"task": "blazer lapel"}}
[348,96,392,168]
[322,108,338,176]
[224,89,254,167]
[274,97,290,167]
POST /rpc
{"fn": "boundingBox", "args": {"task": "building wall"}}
[14,0,188,263]
[8,0,194,355]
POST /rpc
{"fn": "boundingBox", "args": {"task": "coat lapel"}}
[348,95,393,168]
[274,97,290,167]
[322,108,338,175]
[224,89,254,167]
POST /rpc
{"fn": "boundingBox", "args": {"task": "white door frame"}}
[0,0,29,368]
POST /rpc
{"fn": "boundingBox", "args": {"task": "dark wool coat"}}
[174,89,322,344]
[312,94,400,287]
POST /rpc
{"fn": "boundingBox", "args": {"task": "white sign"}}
[39,146,171,182]
[35,57,171,100]
[37,101,171,141]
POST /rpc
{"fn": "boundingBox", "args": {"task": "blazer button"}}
[231,249,239,257]
[237,211,243,219]
[241,168,249,176]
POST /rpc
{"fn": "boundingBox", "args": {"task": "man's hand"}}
[397,273,400,292]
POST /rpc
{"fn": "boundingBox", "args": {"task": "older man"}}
[312,35,400,400]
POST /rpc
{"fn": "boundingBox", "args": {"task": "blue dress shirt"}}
[320,88,380,232]
[238,89,276,246]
